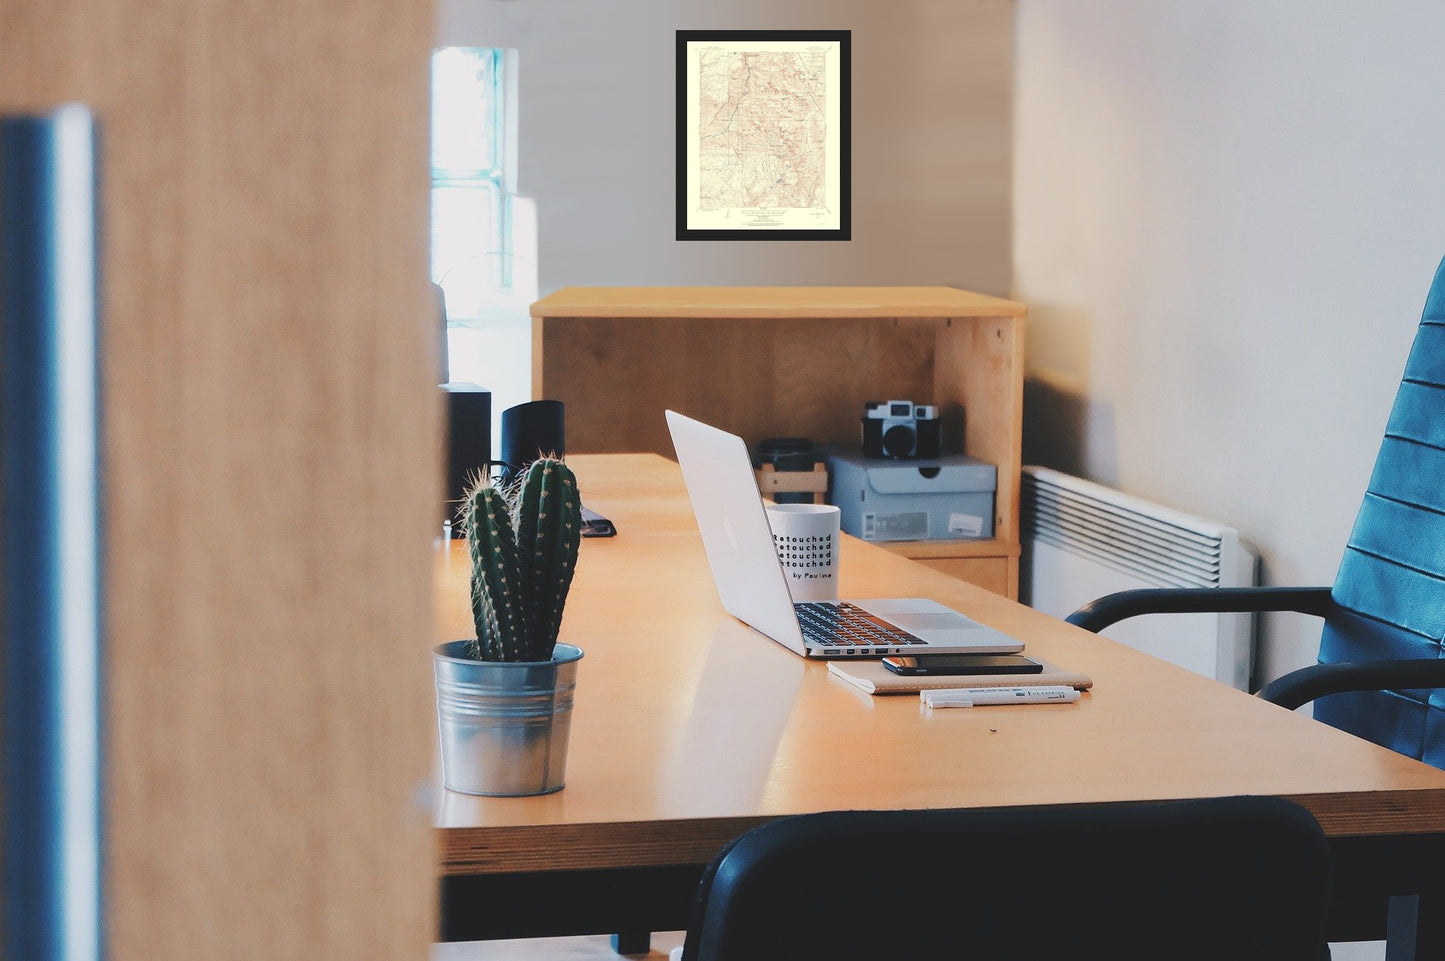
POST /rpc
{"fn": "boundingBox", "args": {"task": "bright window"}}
[432,47,507,314]
[430,47,535,426]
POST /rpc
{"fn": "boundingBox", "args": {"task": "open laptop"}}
[666,410,1024,658]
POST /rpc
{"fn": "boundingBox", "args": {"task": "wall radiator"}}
[1021,466,1258,690]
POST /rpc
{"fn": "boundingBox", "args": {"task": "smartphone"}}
[881,653,1044,676]
[580,506,617,538]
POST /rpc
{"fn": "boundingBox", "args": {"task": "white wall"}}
[1014,1,1445,685]
[437,0,1014,296]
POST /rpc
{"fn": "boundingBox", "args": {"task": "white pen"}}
[921,685,1080,709]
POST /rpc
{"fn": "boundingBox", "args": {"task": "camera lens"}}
[882,423,916,458]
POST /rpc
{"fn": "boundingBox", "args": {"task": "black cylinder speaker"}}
[500,400,565,483]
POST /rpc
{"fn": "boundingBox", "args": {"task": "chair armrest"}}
[1065,586,1337,633]
[1257,659,1445,711]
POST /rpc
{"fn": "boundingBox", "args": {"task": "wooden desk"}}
[435,454,1445,952]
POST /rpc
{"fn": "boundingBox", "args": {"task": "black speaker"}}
[500,400,565,483]
[442,383,491,535]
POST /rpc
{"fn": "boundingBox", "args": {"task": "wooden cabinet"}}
[892,544,1015,598]
[531,286,1025,597]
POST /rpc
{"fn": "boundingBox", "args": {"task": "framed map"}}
[676,30,851,241]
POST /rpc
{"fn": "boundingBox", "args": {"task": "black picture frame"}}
[676,29,851,242]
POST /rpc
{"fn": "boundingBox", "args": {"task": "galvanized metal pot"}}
[433,640,584,797]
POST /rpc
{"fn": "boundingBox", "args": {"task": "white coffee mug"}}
[764,503,841,603]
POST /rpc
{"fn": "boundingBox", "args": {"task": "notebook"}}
[826,658,1093,696]
[666,410,1025,659]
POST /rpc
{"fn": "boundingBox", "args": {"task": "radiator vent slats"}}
[1024,468,1229,590]
[1020,466,1256,690]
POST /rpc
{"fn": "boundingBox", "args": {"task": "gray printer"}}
[827,448,996,542]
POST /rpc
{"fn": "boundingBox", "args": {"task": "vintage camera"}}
[861,400,942,459]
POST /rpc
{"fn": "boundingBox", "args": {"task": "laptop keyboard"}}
[794,602,927,653]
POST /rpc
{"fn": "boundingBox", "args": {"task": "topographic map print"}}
[697,49,827,213]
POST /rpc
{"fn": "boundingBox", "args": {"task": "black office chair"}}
[1066,255,1445,770]
[679,797,1332,961]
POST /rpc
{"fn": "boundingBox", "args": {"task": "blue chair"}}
[1068,255,1445,769]
[679,797,1332,961]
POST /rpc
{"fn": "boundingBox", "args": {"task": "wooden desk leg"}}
[611,931,651,955]
[1386,893,1445,961]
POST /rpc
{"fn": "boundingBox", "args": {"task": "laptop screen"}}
[665,410,809,652]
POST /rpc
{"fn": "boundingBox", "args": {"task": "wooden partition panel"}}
[2,2,438,959]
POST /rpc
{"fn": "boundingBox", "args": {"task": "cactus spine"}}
[459,457,582,661]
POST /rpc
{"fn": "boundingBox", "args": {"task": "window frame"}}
[431,46,514,304]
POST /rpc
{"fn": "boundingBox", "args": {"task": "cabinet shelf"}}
[531,286,1026,597]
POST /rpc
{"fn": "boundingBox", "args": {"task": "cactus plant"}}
[459,457,582,662]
